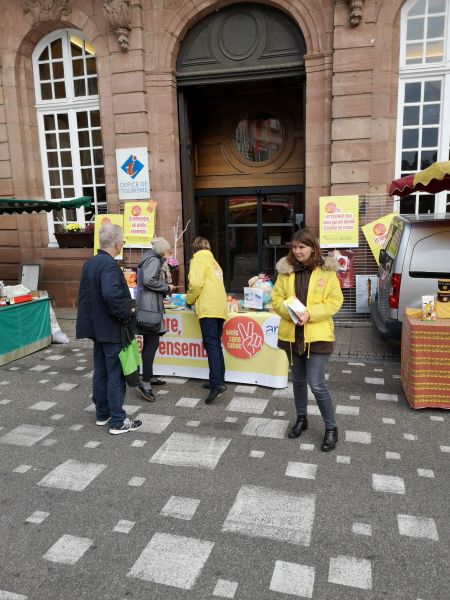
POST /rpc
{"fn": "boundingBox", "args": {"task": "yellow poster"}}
[94,214,124,257]
[319,195,359,248]
[362,212,398,265]
[123,201,157,247]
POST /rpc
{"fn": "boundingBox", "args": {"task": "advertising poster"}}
[152,311,288,388]
[362,212,398,265]
[319,195,359,248]
[123,201,157,247]
[116,147,150,200]
[329,249,355,289]
[94,214,124,258]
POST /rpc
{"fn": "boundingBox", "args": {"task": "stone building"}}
[0,0,449,305]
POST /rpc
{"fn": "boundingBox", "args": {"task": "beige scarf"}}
[161,259,172,284]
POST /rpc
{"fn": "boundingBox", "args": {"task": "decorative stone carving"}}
[23,0,72,24]
[103,0,132,52]
[345,0,364,27]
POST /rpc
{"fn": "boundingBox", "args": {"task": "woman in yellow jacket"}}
[272,229,343,451]
[186,237,228,404]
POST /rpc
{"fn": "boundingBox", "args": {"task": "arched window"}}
[32,30,106,243]
[396,0,450,214]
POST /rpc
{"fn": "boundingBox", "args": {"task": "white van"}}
[370,214,450,341]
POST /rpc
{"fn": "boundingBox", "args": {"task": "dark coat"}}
[136,249,170,335]
[76,250,132,343]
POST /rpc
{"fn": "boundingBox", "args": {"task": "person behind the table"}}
[135,237,176,400]
[185,236,228,405]
[271,228,343,451]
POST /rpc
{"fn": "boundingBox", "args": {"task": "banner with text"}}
[362,212,398,265]
[123,201,157,247]
[152,310,288,388]
[94,214,124,258]
[319,195,359,248]
[116,147,150,200]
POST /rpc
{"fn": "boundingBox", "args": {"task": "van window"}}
[409,232,450,278]
[383,224,402,260]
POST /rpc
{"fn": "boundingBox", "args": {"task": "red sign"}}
[222,316,264,359]
[333,249,355,289]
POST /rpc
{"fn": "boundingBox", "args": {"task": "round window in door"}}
[233,111,283,164]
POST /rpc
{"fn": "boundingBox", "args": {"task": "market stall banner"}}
[123,201,157,247]
[116,147,150,200]
[94,214,124,257]
[0,298,51,366]
[362,212,398,265]
[152,310,289,388]
[319,195,359,248]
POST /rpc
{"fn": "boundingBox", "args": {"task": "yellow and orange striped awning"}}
[389,161,450,198]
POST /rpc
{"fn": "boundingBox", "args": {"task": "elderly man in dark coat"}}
[76,223,142,435]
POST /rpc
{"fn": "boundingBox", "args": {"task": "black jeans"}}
[200,317,225,390]
[141,332,160,382]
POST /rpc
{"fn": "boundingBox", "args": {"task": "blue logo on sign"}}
[121,154,144,180]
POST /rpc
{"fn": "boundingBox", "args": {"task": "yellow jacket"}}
[186,249,228,320]
[271,256,343,345]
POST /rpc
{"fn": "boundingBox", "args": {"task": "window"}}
[32,31,106,243]
[396,0,450,214]
[233,112,283,163]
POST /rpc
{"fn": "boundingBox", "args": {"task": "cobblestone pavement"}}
[0,342,448,600]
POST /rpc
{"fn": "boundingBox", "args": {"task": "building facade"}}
[0,0,449,304]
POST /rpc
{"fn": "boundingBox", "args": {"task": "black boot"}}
[321,427,338,452]
[288,415,308,439]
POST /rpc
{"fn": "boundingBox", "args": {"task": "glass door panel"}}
[196,191,299,292]
[197,196,227,270]
[262,194,294,280]
[228,196,257,290]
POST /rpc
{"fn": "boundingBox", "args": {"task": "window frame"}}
[396,0,450,215]
[32,29,104,246]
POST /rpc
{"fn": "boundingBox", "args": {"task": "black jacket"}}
[76,250,132,343]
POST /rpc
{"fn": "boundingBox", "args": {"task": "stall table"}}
[0,297,52,366]
[153,309,289,388]
[401,313,450,409]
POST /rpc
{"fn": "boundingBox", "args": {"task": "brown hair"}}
[192,236,211,253]
[287,228,324,269]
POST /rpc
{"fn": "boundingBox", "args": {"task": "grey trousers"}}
[287,351,337,429]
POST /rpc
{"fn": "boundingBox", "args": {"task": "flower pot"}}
[55,232,94,248]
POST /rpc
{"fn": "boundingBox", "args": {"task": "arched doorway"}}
[177,3,306,291]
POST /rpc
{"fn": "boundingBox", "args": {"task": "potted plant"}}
[167,256,179,287]
[54,222,95,248]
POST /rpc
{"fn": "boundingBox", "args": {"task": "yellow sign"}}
[319,195,359,248]
[123,201,157,247]
[94,214,124,257]
[151,310,289,388]
[362,212,398,265]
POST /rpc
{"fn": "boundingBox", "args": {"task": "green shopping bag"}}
[119,338,142,386]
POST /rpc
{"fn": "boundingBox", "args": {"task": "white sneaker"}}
[109,418,143,435]
[96,417,110,426]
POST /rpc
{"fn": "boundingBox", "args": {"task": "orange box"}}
[10,294,33,304]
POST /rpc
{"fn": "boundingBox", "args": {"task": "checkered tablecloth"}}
[401,314,450,409]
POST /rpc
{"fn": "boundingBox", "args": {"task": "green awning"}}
[0,196,92,215]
